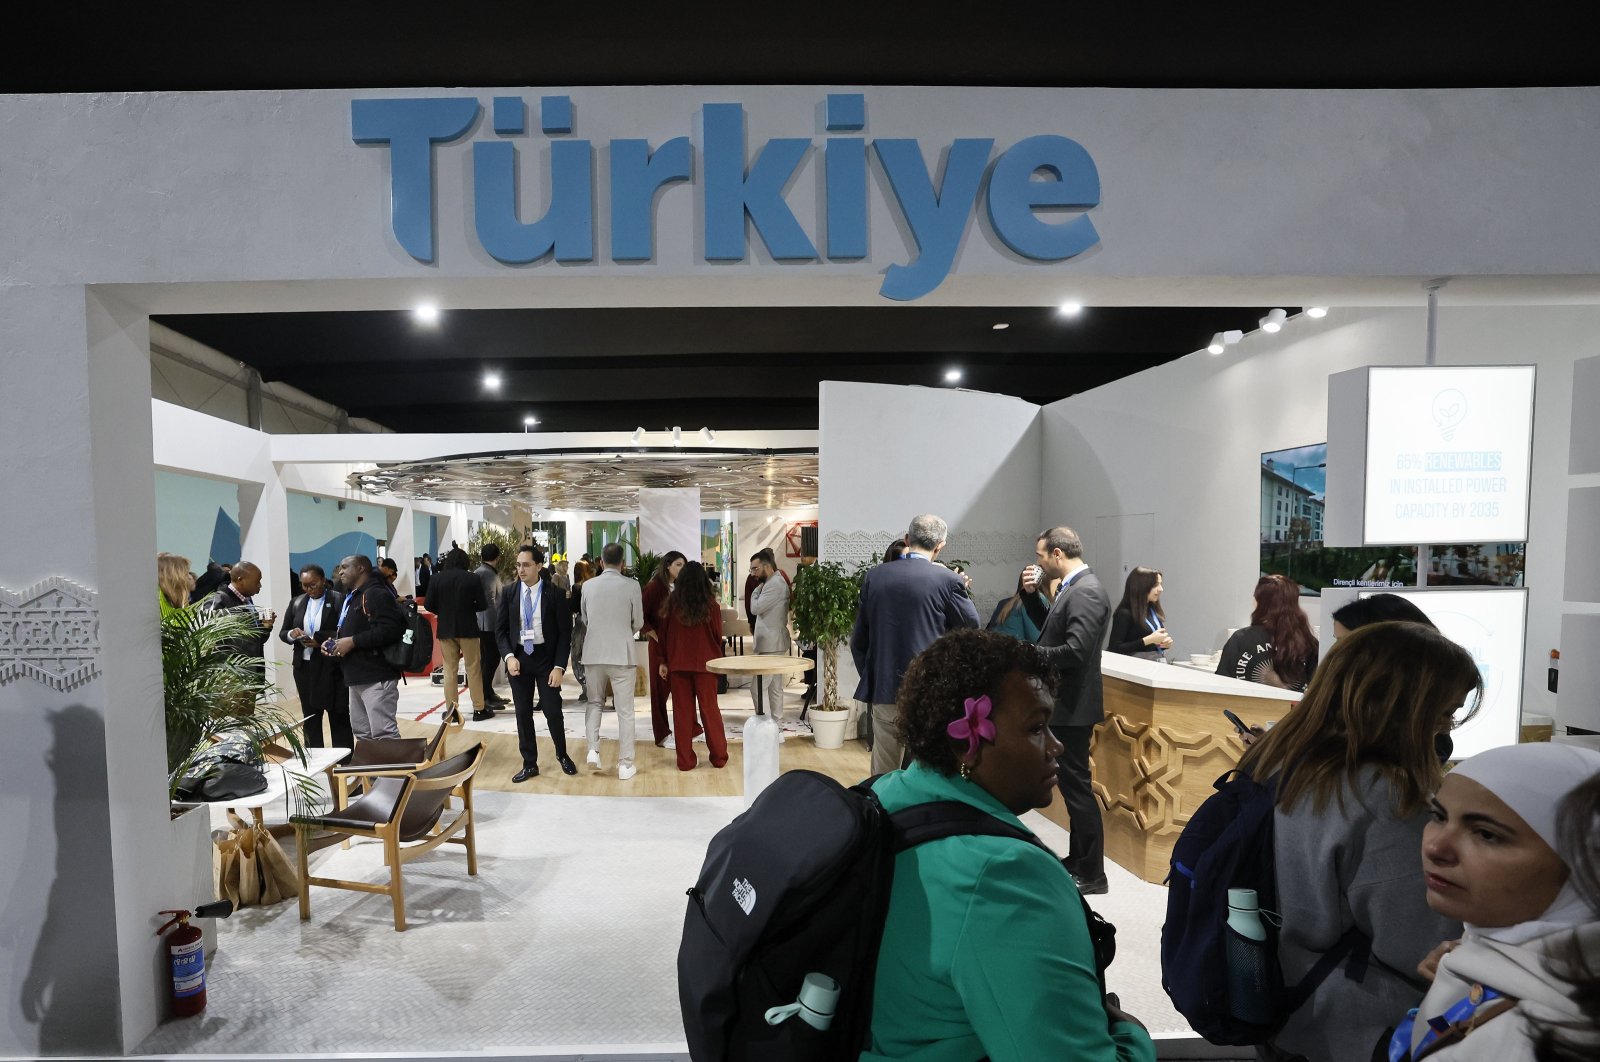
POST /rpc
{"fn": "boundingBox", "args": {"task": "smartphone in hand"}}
[1222,709,1251,735]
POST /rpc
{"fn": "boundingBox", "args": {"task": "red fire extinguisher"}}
[156,900,233,1017]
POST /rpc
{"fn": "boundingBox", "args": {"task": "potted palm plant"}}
[790,560,862,750]
[163,607,315,806]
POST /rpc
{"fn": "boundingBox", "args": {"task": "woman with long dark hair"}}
[569,559,594,702]
[657,561,728,772]
[1215,573,1318,690]
[1237,621,1480,1062]
[1107,566,1173,660]
[641,550,688,747]
[986,570,1043,642]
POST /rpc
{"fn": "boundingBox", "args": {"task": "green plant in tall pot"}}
[791,560,862,748]
[162,607,317,809]
[617,530,661,589]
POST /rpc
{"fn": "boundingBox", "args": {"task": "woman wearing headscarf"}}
[1387,742,1600,1061]
[864,628,1154,1062]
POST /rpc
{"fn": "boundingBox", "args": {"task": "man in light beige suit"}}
[580,542,645,780]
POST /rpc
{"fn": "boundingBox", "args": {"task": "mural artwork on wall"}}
[0,577,101,692]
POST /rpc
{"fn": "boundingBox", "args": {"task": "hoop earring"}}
[958,761,972,782]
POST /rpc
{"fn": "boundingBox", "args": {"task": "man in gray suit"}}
[1022,525,1113,893]
[850,514,980,774]
[580,542,644,780]
[474,543,509,713]
[749,548,792,718]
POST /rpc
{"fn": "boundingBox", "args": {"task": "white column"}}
[386,502,416,596]
[238,475,292,678]
[0,285,182,1055]
[638,488,700,559]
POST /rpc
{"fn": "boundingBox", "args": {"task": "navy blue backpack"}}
[1160,768,1370,1046]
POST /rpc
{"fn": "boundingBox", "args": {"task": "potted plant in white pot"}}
[790,560,861,750]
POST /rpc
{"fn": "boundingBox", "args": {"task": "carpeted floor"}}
[136,678,1204,1058]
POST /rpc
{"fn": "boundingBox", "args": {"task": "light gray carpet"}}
[138,778,1201,1057]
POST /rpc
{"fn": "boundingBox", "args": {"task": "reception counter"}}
[1084,653,1301,884]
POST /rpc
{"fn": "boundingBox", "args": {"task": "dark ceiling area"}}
[9,8,1600,92]
[156,305,1284,432]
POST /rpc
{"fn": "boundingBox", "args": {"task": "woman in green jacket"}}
[864,628,1154,1062]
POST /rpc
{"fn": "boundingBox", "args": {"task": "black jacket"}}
[1024,567,1111,727]
[425,566,486,640]
[1107,605,1162,657]
[203,584,272,659]
[335,578,405,686]
[277,588,344,668]
[495,577,572,669]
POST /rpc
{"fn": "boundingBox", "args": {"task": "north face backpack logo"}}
[732,877,757,915]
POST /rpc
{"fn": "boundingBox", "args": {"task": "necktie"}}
[522,585,534,654]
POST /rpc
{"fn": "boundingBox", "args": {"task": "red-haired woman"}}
[1215,573,1319,690]
[657,562,728,771]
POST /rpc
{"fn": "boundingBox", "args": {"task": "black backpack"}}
[380,596,435,674]
[677,769,1116,1061]
[1160,769,1370,1045]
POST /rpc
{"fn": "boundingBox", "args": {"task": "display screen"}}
[1358,588,1526,759]
[1363,366,1534,545]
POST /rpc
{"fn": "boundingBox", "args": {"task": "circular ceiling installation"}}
[347,448,819,511]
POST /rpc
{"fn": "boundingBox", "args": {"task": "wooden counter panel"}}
[1091,675,1297,883]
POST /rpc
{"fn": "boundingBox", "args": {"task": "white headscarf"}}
[1450,742,1600,944]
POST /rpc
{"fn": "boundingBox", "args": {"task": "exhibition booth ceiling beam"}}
[9,10,1598,91]
[156,305,1283,433]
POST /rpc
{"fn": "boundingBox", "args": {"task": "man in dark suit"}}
[495,543,575,781]
[426,547,489,721]
[276,563,349,749]
[850,513,980,774]
[1022,525,1113,894]
[203,560,274,665]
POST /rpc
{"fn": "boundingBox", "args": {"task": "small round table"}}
[706,655,814,804]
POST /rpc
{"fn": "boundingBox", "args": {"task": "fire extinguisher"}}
[156,900,233,1017]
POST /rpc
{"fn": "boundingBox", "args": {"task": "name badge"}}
[521,628,540,642]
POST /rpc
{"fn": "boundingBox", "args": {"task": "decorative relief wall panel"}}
[0,577,101,692]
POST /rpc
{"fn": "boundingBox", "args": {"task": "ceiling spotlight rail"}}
[1200,305,1328,358]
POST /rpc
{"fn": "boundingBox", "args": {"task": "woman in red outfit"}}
[658,561,728,771]
[641,550,687,746]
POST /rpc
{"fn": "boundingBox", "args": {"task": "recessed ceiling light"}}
[483,371,502,391]
[523,415,538,427]
[1058,301,1084,317]
[1306,306,1328,318]
[944,368,963,383]
[992,322,1009,330]
[413,301,440,325]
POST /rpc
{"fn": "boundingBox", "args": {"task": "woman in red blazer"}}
[641,550,687,746]
[657,561,728,771]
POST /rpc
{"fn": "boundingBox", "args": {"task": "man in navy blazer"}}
[850,514,980,774]
[1021,524,1112,893]
[495,543,575,781]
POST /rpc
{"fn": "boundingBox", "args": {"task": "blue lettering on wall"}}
[351,95,1101,300]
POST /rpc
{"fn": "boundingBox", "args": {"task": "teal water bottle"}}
[1225,887,1273,1025]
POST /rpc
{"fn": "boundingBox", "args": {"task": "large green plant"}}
[467,522,527,583]
[162,607,315,808]
[617,530,661,589]
[791,561,863,711]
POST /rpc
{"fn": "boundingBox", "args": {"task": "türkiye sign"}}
[352,93,1101,301]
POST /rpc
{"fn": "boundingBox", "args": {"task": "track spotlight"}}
[1207,333,1226,355]
[631,426,645,445]
[672,426,682,446]
[699,427,715,443]
[1260,308,1287,333]
[1306,306,1328,318]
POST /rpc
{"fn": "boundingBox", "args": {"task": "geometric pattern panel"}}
[1090,713,1157,832]
[0,576,101,692]
[823,528,1039,569]
[1143,724,1249,839]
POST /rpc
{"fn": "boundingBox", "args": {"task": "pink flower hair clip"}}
[946,694,996,760]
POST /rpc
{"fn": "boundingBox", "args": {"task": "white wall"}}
[1044,305,1600,731]
[819,381,1043,705]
